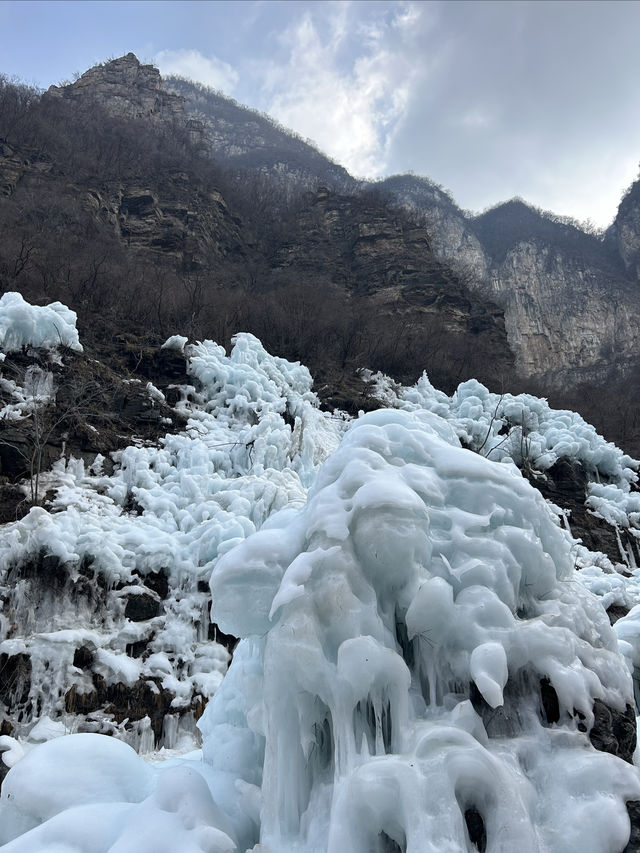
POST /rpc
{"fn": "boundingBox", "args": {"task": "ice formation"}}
[0,330,341,753]
[2,298,640,851]
[364,371,638,486]
[0,292,83,353]
[202,408,640,852]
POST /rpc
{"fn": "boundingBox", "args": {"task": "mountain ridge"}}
[2,52,640,451]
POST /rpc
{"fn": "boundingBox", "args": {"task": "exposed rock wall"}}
[381,177,640,388]
[614,179,640,281]
[47,53,184,124]
[274,187,515,386]
[485,243,640,383]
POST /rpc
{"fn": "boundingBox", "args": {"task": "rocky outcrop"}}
[89,178,242,265]
[274,187,515,388]
[483,239,639,384]
[381,178,640,389]
[47,53,184,125]
[613,177,640,281]
[0,551,221,752]
[0,341,231,756]
[0,139,53,197]
[0,344,185,498]
[1,80,245,274]
[166,76,355,191]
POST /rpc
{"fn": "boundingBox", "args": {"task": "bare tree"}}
[0,365,103,505]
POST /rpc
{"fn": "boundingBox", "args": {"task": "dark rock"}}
[464,807,487,852]
[208,623,239,654]
[73,646,94,669]
[65,674,177,743]
[608,604,631,625]
[139,570,169,600]
[539,678,560,725]
[0,484,29,523]
[124,592,160,621]
[126,639,150,659]
[529,459,624,563]
[589,700,637,764]
[0,653,32,708]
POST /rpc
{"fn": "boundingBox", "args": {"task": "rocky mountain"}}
[47,53,185,125]
[614,176,640,280]
[3,54,640,852]
[164,75,356,192]
[162,70,640,451]
[0,53,517,414]
[379,177,640,388]
[1,50,640,434]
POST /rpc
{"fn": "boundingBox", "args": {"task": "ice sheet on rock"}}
[183,334,340,487]
[586,483,640,566]
[203,408,640,852]
[364,370,638,487]
[0,292,82,353]
[0,331,342,751]
[161,334,189,352]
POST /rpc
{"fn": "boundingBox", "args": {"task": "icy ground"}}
[2,294,640,851]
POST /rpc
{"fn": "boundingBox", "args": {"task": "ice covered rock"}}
[0,292,82,353]
[365,370,638,488]
[0,332,342,747]
[2,324,640,851]
[202,407,640,852]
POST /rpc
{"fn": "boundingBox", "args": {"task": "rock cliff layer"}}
[380,177,640,388]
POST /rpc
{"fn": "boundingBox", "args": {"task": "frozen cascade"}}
[200,408,640,852]
[1,301,640,850]
[1,407,640,850]
[0,331,342,750]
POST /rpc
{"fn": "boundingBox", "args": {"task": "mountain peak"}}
[46,52,183,124]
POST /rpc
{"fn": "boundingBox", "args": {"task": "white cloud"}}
[154,48,238,94]
[255,3,424,178]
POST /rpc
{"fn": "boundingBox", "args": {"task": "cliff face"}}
[614,177,640,281]
[381,177,640,387]
[4,53,640,445]
[88,64,639,394]
[1,59,245,278]
[47,53,184,125]
[271,187,514,389]
[163,77,640,392]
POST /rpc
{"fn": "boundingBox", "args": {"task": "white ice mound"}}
[0,734,236,852]
[0,291,83,353]
[366,371,638,487]
[204,408,640,852]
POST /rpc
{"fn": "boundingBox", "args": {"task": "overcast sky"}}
[2,0,640,227]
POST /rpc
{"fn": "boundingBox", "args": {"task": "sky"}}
[2,0,640,228]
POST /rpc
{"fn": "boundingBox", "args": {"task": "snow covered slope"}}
[2,296,640,851]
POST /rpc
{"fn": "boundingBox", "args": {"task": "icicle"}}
[161,713,180,749]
